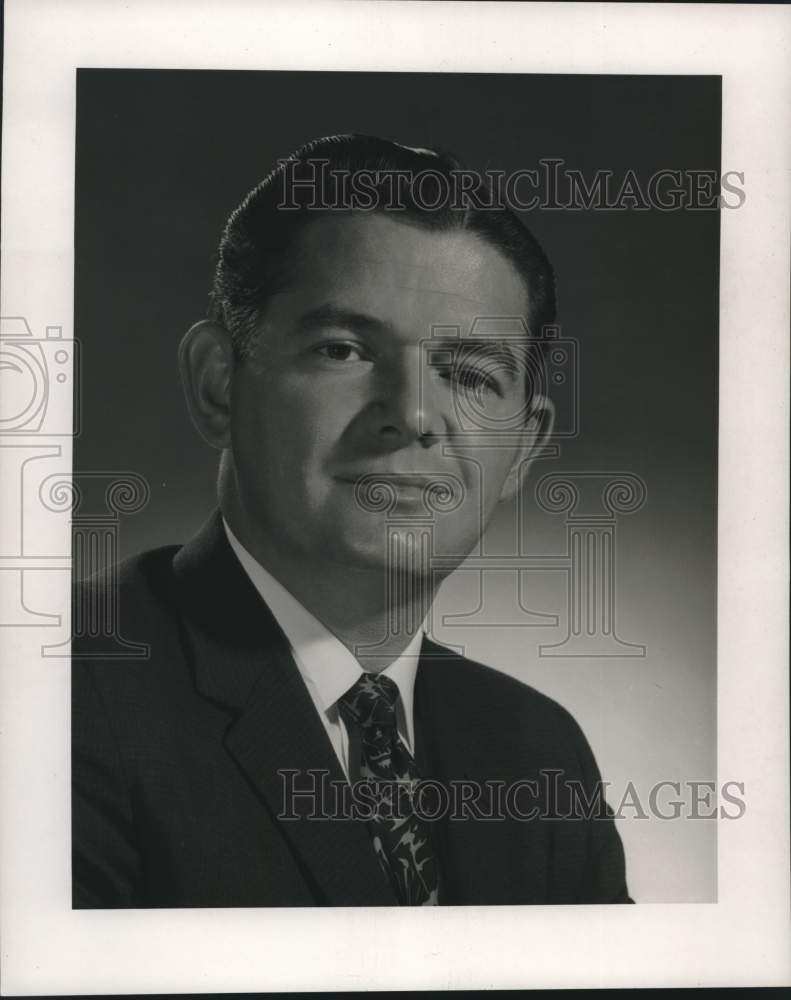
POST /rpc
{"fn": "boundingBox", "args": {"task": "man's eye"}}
[441,365,502,396]
[314,342,366,362]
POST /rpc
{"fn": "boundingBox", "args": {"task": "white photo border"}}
[1,0,789,992]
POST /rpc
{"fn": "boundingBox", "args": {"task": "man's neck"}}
[222,509,436,672]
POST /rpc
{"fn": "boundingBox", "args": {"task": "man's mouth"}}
[335,471,465,513]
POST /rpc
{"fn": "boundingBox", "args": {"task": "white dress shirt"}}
[223,519,424,780]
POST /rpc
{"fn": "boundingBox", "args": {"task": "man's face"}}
[229,212,538,575]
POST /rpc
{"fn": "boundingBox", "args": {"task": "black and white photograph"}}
[1,1,789,992]
[69,68,721,910]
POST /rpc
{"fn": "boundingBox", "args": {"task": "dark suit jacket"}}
[72,511,632,907]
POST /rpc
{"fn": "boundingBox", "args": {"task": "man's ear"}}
[178,320,235,450]
[499,394,556,503]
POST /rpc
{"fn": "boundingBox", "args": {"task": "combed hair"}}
[209,133,557,363]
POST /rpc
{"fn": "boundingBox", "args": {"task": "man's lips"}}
[335,473,449,488]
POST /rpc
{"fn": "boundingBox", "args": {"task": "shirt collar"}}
[222,518,423,744]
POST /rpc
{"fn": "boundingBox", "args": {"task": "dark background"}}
[74,71,720,902]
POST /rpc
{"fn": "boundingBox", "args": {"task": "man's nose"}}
[369,355,444,447]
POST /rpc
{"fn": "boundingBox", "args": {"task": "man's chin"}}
[325,521,469,579]
[326,539,426,576]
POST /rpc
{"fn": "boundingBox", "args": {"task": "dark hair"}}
[209,133,556,364]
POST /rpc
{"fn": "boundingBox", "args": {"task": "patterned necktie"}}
[338,673,440,906]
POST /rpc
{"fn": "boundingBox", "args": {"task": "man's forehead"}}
[285,212,530,320]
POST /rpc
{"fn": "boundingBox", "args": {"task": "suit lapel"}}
[172,511,396,906]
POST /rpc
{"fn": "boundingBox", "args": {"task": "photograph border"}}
[1,0,789,991]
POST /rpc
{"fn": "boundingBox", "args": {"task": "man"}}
[72,134,632,907]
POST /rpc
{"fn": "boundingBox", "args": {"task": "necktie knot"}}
[338,672,399,729]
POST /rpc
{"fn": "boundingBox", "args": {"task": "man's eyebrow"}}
[294,304,395,337]
[430,337,527,372]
